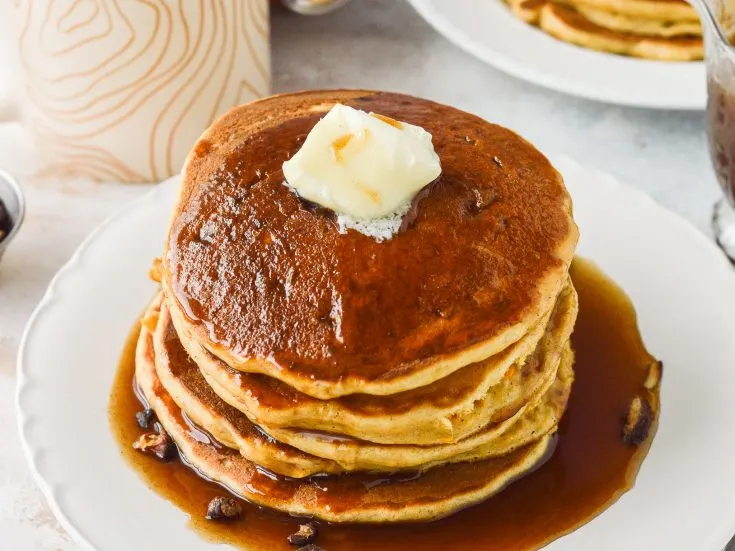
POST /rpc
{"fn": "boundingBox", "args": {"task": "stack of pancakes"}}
[135,90,580,522]
[506,0,703,61]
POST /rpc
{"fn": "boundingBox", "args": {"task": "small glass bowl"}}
[0,169,26,268]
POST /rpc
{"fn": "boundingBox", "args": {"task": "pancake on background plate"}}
[503,0,703,60]
[574,5,701,37]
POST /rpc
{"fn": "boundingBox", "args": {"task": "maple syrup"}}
[109,257,659,550]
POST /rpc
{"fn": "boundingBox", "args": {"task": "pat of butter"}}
[282,103,441,220]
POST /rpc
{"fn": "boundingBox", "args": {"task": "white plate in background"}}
[407,0,706,109]
[16,157,735,550]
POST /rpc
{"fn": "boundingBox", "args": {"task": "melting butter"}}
[282,103,441,220]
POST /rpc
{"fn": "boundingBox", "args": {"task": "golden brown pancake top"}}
[165,90,576,383]
[549,3,703,45]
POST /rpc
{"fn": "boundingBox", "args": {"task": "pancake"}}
[163,89,578,399]
[170,298,553,445]
[508,0,546,23]
[555,0,699,21]
[136,330,555,522]
[141,295,342,478]
[539,3,703,60]
[171,284,576,445]
[262,345,574,472]
[574,5,702,37]
[151,288,574,471]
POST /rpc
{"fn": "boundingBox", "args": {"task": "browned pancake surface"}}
[166,90,576,384]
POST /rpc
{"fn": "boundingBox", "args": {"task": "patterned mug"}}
[4,0,270,182]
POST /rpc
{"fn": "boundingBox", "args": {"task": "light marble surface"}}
[0,0,727,549]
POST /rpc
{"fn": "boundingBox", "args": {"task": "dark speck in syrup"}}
[109,258,660,550]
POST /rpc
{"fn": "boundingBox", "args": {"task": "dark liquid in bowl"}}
[708,75,735,205]
[109,258,660,551]
[0,199,11,242]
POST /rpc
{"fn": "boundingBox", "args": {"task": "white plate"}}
[407,0,706,109]
[17,156,735,551]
